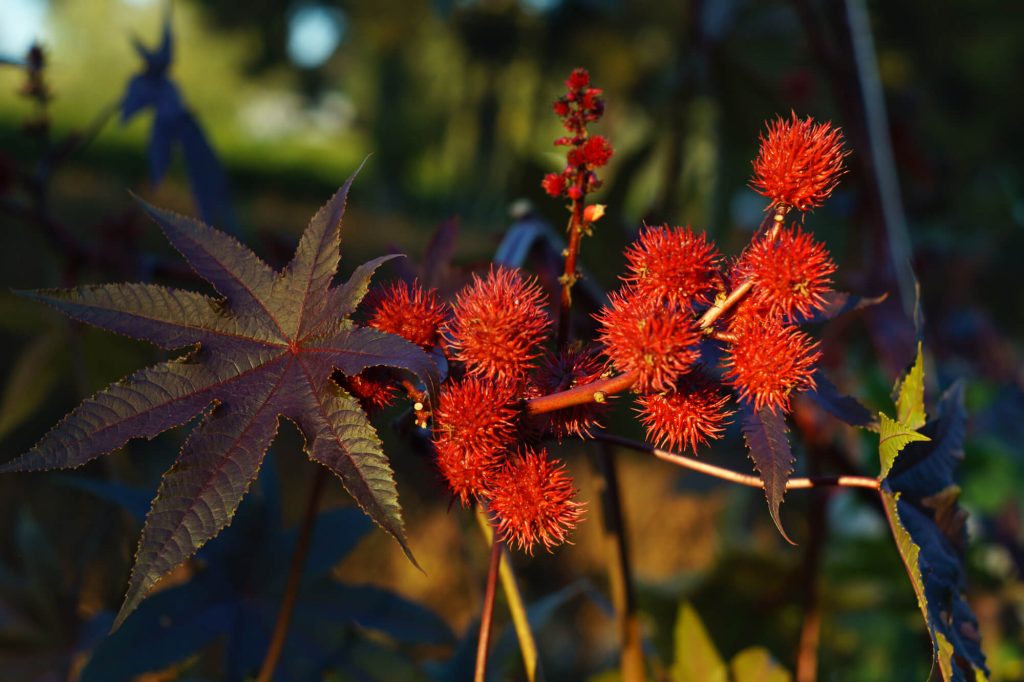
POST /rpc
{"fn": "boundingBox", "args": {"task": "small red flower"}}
[566,68,590,91]
[751,113,848,212]
[595,287,701,392]
[723,314,820,413]
[344,368,397,412]
[433,377,519,506]
[636,373,733,453]
[488,446,583,554]
[368,281,448,349]
[542,172,567,197]
[735,227,836,322]
[622,225,721,309]
[528,346,609,439]
[446,267,551,381]
[580,135,613,168]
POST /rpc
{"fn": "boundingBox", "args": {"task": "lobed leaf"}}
[878,356,988,680]
[740,406,796,544]
[20,284,276,351]
[298,381,417,569]
[137,201,279,331]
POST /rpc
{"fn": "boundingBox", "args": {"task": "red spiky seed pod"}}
[344,368,397,413]
[488,446,583,555]
[723,315,820,413]
[433,377,520,506]
[622,225,722,308]
[636,373,733,453]
[751,113,849,212]
[528,346,609,440]
[445,266,551,382]
[368,280,448,349]
[595,288,701,393]
[735,227,836,322]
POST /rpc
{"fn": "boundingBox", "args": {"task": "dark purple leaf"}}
[740,405,795,544]
[807,369,876,429]
[4,172,432,627]
[178,113,236,232]
[797,290,888,325]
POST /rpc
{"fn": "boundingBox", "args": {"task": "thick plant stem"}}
[474,533,503,682]
[595,433,880,491]
[257,467,329,682]
[591,442,646,682]
[526,370,638,415]
[475,510,544,682]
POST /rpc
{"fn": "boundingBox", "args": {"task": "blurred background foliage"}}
[0,0,1022,680]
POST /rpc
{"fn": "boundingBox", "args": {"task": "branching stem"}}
[595,433,880,491]
[557,169,588,349]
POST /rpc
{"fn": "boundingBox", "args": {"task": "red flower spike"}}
[751,113,849,212]
[432,377,519,506]
[445,266,551,381]
[595,288,701,393]
[723,315,820,413]
[736,227,836,321]
[636,373,733,453]
[368,281,448,349]
[528,346,609,440]
[344,368,397,413]
[622,225,721,309]
[488,446,583,555]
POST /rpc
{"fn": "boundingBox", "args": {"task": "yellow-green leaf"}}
[730,647,792,682]
[672,602,727,682]
[878,412,930,479]
[896,342,926,430]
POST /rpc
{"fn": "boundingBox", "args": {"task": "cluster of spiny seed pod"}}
[360,71,848,555]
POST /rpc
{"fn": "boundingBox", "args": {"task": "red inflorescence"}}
[636,373,734,453]
[751,113,848,212]
[595,288,701,393]
[723,314,820,413]
[488,446,583,555]
[368,280,448,349]
[622,224,722,309]
[344,368,397,412]
[445,266,551,382]
[542,68,611,200]
[528,346,609,440]
[433,377,520,506]
[736,227,836,322]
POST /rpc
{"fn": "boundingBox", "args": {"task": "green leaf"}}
[672,602,727,682]
[878,412,930,479]
[740,406,795,544]
[5,170,429,627]
[879,358,988,680]
[895,342,926,430]
[729,647,791,682]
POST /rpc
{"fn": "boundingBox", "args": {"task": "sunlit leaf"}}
[730,647,791,682]
[879,357,988,680]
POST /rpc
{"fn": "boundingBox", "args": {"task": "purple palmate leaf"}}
[3,168,436,629]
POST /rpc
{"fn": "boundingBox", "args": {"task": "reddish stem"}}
[474,532,503,682]
[557,170,588,349]
[525,370,638,415]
